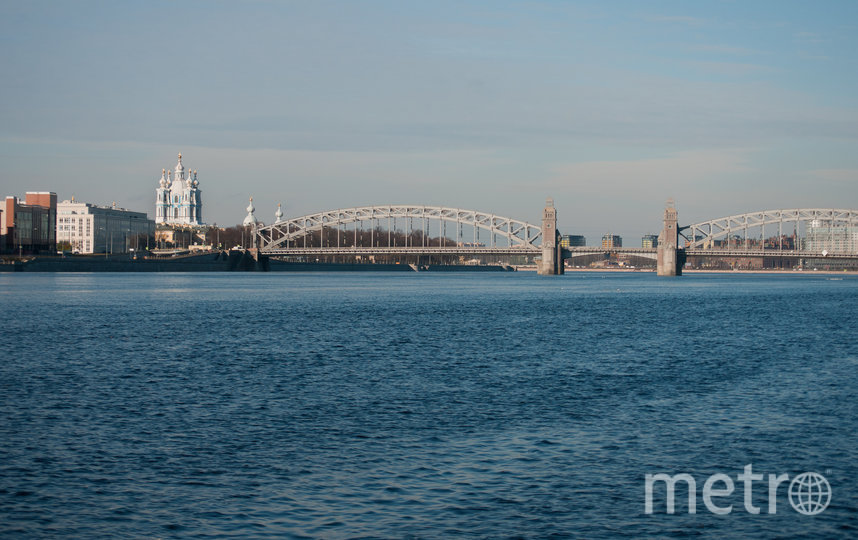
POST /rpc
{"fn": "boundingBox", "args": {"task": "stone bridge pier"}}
[538,198,564,275]
[657,199,686,276]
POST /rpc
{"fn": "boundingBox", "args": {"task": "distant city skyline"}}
[2,0,857,242]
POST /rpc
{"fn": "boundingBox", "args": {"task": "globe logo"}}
[788,472,831,515]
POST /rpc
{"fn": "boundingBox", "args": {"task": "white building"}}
[155,152,203,226]
[804,219,858,253]
[57,199,155,254]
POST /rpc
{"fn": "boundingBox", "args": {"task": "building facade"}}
[57,200,154,254]
[1,192,57,255]
[642,234,659,249]
[602,234,622,248]
[803,220,858,253]
[560,235,586,248]
[155,153,203,226]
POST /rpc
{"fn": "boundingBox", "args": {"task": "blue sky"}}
[1,0,857,241]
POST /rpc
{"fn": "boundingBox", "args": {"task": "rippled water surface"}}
[1,272,857,538]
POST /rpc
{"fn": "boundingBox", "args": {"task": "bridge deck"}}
[262,246,539,256]
[565,247,857,259]
[261,246,858,260]
[685,249,857,259]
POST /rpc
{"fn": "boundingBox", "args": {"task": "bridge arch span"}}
[255,205,543,253]
[684,208,858,249]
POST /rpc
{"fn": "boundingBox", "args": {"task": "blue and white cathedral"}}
[155,153,203,225]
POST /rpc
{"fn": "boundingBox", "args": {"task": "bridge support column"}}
[538,198,564,275]
[657,199,685,276]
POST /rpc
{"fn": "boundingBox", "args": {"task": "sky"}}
[1,0,857,242]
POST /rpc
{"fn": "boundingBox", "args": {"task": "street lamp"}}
[30,226,39,256]
[97,226,107,259]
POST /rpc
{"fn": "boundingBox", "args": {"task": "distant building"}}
[642,234,658,249]
[154,227,206,249]
[601,234,622,248]
[57,199,154,254]
[155,152,203,226]
[803,219,858,253]
[2,192,57,255]
[560,234,586,248]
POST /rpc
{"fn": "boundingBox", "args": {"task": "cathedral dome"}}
[243,197,258,226]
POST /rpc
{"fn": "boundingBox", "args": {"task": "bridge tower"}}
[538,197,564,275]
[657,199,685,276]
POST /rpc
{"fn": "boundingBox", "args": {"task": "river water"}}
[1,272,856,538]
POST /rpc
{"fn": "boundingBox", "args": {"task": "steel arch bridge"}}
[255,205,543,254]
[682,208,858,249]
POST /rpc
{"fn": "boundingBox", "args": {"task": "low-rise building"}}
[2,192,57,255]
[57,199,154,254]
[155,226,207,249]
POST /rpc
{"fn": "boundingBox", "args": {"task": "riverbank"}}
[0,252,516,273]
[685,268,858,275]
[4,254,853,275]
[517,266,858,275]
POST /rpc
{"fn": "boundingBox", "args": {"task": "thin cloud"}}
[793,31,828,44]
[809,168,858,182]
[546,149,753,195]
[643,14,706,26]
[686,60,777,76]
[690,44,765,56]
[798,51,830,61]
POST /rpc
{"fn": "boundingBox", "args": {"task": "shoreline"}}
[520,267,858,276]
[2,255,856,276]
[684,269,857,275]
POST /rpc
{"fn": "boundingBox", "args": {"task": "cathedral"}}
[155,153,203,226]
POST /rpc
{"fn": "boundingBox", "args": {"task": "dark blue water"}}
[1,272,857,538]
